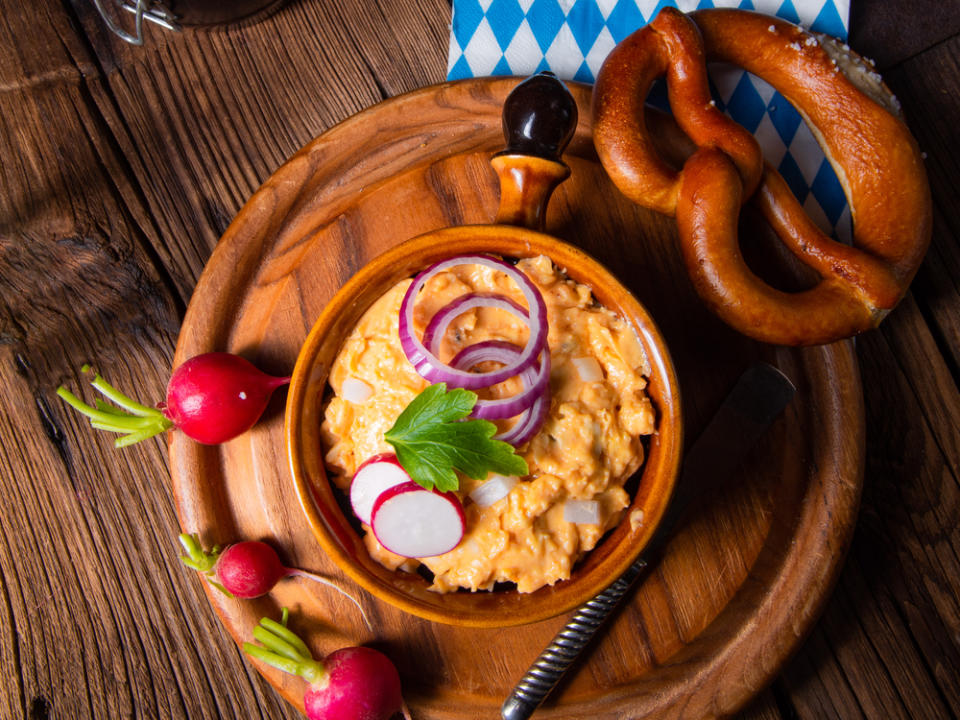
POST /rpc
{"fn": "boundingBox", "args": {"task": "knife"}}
[501,361,797,720]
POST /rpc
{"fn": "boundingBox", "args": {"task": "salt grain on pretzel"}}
[593,7,932,346]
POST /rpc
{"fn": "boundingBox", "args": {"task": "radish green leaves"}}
[384,383,528,492]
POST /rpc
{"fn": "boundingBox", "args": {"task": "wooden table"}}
[1,0,958,718]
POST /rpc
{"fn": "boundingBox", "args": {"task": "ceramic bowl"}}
[285,72,682,627]
[285,223,682,627]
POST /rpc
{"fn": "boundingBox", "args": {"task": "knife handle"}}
[500,558,648,720]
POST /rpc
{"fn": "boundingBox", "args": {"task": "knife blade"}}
[501,362,797,720]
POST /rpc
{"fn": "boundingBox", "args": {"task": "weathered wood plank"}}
[849,0,960,70]
[66,0,450,300]
[770,27,960,720]
[2,0,958,717]
[885,39,960,381]
[0,3,297,718]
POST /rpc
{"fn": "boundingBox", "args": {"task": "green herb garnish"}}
[384,383,529,492]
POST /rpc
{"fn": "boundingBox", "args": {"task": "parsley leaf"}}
[384,383,529,492]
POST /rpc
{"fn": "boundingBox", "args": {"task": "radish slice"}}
[349,454,411,525]
[371,481,465,558]
[563,499,601,525]
[341,377,374,404]
[469,473,518,508]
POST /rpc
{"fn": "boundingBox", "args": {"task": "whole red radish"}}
[306,646,403,720]
[161,352,288,444]
[178,534,370,628]
[244,609,403,720]
[56,352,289,447]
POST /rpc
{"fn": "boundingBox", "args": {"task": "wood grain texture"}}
[169,78,864,719]
[771,31,960,720]
[0,0,957,718]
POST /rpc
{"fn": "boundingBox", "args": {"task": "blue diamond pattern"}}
[811,162,847,224]
[775,0,801,26]
[568,0,607,55]
[607,0,645,43]
[449,54,473,80]
[451,0,485,49]
[778,153,810,204]
[768,91,802,144]
[447,0,851,234]
[493,55,514,75]
[487,0,525,49]
[574,60,595,84]
[811,2,848,39]
[527,0,568,54]
[726,75,767,132]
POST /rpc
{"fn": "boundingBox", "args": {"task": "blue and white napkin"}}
[448,0,852,239]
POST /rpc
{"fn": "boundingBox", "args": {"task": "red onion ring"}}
[449,340,550,422]
[422,293,529,357]
[496,386,549,447]
[398,255,548,390]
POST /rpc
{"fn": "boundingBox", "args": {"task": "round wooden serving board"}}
[170,77,865,719]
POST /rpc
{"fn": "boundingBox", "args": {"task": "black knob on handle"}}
[498,71,578,161]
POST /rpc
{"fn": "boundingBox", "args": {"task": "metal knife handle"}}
[500,362,796,720]
[501,558,648,720]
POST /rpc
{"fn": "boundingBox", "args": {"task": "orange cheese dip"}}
[321,255,655,593]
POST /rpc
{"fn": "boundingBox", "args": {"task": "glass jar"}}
[92,0,288,44]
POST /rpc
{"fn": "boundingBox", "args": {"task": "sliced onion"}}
[341,377,374,404]
[571,356,603,383]
[563,499,601,525]
[496,390,549,447]
[422,292,528,356]
[398,255,548,390]
[449,341,549,421]
[469,473,518,508]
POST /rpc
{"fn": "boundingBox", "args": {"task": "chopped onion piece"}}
[572,356,603,383]
[469,473,518,508]
[341,377,374,404]
[563,499,601,525]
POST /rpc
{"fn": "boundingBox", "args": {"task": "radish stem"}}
[244,643,304,676]
[260,616,313,658]
[243,609,327,685]
[177,533,219,572]
[115,427,165,448]
[91,420,140,433]
[89,372,160,417]
[57,379,172,446]
[253,625,303,660]
[94,400,130,415]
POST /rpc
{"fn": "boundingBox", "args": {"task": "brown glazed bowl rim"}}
[285,224,682,628]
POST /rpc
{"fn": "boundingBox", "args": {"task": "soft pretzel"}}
[592,7,932,346]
